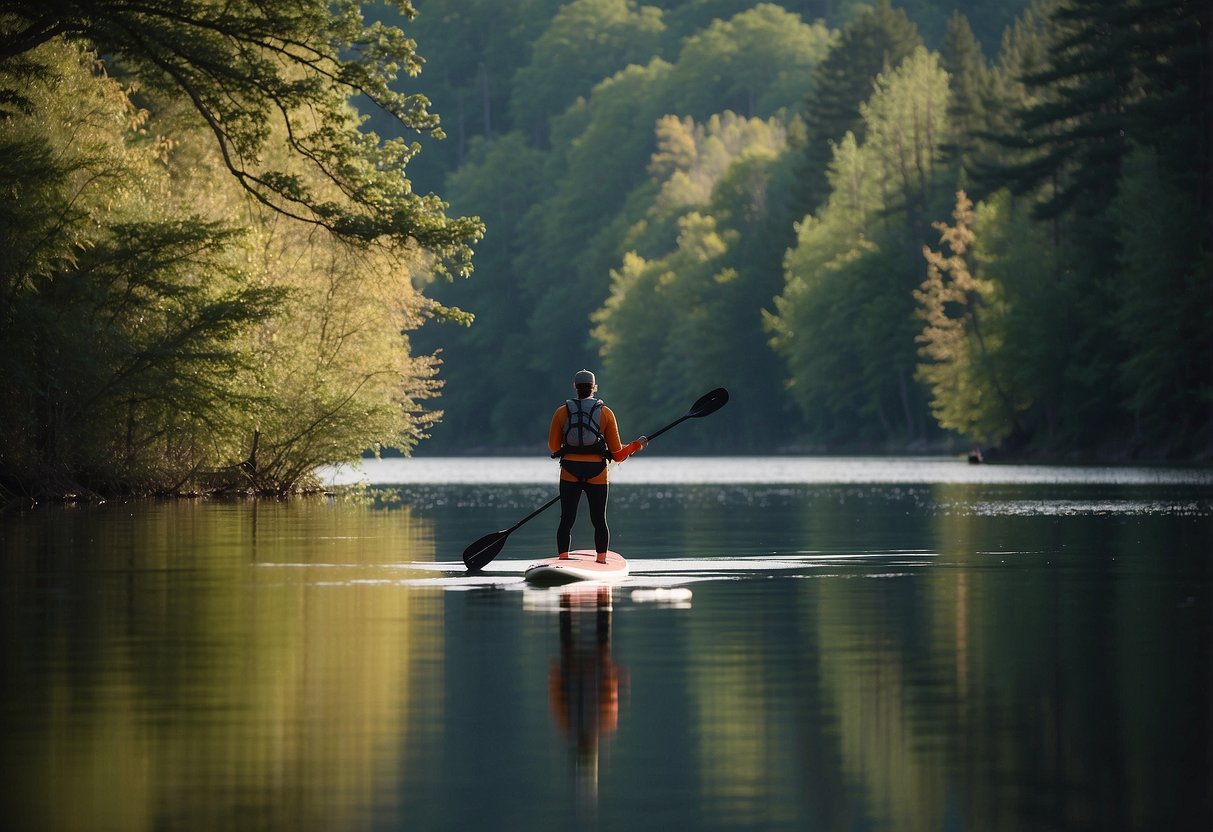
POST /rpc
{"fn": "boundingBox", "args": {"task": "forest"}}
[1,0,1210,498]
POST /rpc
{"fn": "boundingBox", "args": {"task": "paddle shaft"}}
[507,494,560,534]
[462,495,560,571]
[643,413,691,443]
[637,387,729,444]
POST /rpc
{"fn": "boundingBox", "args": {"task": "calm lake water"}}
[2,457,1211,832]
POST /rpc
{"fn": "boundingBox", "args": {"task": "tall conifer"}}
[938,12,987,180]
[794,0,921,217]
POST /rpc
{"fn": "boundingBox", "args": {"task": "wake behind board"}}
[524,550,629,586]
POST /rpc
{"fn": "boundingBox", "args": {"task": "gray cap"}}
[573,369,596,385]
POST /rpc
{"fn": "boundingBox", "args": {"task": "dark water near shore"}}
[2,458,1211,831]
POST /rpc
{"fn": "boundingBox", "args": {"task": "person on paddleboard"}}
[548,369,647,564]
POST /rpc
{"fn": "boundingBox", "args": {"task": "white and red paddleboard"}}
[524,550,629,586]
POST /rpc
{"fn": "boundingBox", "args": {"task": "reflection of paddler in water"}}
[547,584,626,801]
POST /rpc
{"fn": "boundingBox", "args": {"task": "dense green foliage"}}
[0,3,481,497]
[4,0,1210,478]
[410,0,1210,460]
[415,3,835,447]
[792,0,923,217]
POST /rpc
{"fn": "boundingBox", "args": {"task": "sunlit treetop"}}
[0,0,482,276]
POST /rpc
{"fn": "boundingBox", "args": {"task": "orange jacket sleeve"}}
[599,406,622,456]
[549,405,566,455]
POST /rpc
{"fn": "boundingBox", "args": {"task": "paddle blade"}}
[688,387,729,418]
[463,530,508,572]
[644,387,731,444]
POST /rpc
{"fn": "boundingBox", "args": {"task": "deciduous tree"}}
[774,48,950,445]
[915,191,1022,444]
[0,0,482,272]
[509,0,665,145]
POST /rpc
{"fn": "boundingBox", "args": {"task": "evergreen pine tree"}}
[982,0,1153,221]
[794,0,921,217]
[938,11,987,180]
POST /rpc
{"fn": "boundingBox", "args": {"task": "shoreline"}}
[7,448,1212,507]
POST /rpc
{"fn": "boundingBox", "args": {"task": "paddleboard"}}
[524,550,629,586]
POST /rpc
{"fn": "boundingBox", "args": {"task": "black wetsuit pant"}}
[557,461,609,554]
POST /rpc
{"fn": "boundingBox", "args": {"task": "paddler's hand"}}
[612,437,646,462]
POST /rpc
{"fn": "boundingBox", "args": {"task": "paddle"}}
[644,386,729,443]
[462,386,730,573]
[462,495,561,573]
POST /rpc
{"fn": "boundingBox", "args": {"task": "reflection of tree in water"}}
[0,500,439,832]
[547,585,626,804]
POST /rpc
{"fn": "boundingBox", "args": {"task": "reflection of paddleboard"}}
[524,550,629,586]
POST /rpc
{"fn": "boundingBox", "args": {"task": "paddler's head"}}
[573,369,597,398]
